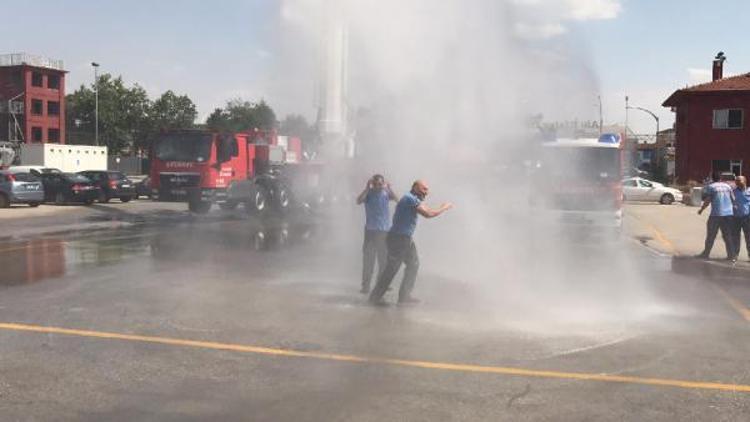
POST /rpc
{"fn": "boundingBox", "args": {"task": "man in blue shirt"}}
[697,173,736,261]
[356,175,398,294]
[731,176,750,260]
[369,180,453,306]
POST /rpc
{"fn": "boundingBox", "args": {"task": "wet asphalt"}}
[1,203,750,421]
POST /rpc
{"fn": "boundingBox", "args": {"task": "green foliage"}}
[206,99,277,132]
[65,74,197,154]
[143,90,198,151]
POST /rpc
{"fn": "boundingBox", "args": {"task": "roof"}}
[663,73,750,107]
[0,53,65,72]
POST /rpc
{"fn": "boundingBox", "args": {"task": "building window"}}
[712,159,743,177]
[31,99,44,115]
[32,127,43,142]
[713,109,744,129]
[31,72,43,87]
[48,74,60,89]
[48,128,60,143]
[48,101,60,116]
[11,70,22,86]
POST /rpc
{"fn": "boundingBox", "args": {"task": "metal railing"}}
[0,53,64,70]
[0,101,24,114]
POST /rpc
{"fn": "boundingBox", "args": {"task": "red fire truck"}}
[530,133,625,239]
[150,129,318,214]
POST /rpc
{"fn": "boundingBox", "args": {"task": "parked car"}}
[135,176,151,199]
[77,170,136,203]
[0,170,44,208]
[39,173,99,205]
[9,166,62,175]
[623,177,684,205]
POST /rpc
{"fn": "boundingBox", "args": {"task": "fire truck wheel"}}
[219,200,239,211]
[245,187,268,215]
[189,200,212,214]
[274,185,291,212]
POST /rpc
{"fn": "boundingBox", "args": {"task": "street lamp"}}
[627,103,664,181]
[626,104,660,143]
[91,62,100,146]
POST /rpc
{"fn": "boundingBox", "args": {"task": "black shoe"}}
[368,298,389,307]
[397,296,421,305]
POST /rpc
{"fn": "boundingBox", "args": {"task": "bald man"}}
[368,180,453,306]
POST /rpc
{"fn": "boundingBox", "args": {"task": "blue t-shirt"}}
[707,182,735,217]
[735,187,750,217]
[390,192,421,236]
[365,189,390,232]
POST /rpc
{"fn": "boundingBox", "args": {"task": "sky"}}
[1,0,748,134]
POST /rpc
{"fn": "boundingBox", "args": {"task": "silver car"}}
[0,170,45,208]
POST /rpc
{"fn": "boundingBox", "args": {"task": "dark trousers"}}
[731,216,750,258]
[702,216,736,258]
[362,229,387,289]
[369,233,419,302]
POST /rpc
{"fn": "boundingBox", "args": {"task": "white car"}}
[623,177,683,205]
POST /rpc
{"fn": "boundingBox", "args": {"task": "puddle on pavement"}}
[0,215,318,286]
[0,231,152,286]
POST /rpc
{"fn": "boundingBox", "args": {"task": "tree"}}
[65,74,150,154]
[141,90,198,152]
[150,90,197,129]
[206,99,277,132]
[66,76,197,154]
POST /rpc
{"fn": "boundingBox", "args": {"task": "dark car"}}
[0,170,45,208]
[135,176,152,199]
[40,173,99,205]
[78,171,136,203]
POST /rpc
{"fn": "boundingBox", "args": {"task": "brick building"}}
[663,53,750,183]
[0,53,67,144]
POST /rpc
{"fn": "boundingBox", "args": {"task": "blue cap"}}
[598,133,621,144]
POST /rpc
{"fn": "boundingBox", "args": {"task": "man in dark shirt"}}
[368,180,452,306]
[356,175,398,294]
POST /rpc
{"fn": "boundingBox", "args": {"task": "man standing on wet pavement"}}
[357,174,398,294]
[369,180,452,306]
[697,172,736,262]
[731,175,750,260]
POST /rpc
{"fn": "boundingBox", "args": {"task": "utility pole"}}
[598,95,603,134]
[625,95,629,135]
[92,62,100,146]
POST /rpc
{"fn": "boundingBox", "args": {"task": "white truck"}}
[20,144,107,173]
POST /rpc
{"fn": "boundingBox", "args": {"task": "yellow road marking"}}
[0,321,749,393]
[714,285,750,322]
[647,224,677,255]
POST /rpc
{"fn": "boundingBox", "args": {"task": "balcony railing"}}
[0,101,24,114]
[0,53,64,71]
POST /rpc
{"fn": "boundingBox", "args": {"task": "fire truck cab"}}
[530,133,625,240]
[150,129,308,214]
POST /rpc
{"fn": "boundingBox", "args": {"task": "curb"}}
[671,256,750,285]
